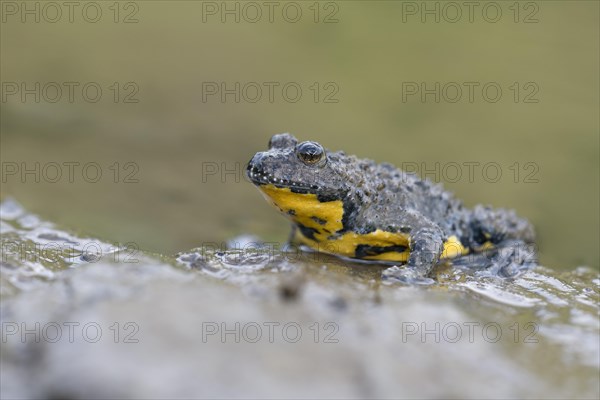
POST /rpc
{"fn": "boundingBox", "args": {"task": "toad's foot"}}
[382,266,436,285]
[451,240,537,278]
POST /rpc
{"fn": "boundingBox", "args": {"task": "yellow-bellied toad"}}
[247,133,536,280]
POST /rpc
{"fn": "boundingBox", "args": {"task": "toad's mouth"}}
[246,163,319,194]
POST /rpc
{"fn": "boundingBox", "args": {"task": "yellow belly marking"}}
[258,184,469,263]
[259,184,344,241]
[295,228,411,262]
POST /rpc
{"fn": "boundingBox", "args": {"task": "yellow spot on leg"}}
[441,235,468,259]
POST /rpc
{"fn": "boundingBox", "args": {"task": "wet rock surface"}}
[1,199,599,399]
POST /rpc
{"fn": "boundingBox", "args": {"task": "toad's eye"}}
[296,141,326,166]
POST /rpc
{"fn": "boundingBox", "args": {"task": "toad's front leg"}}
[407,225,445,276]
[383,221,444,284]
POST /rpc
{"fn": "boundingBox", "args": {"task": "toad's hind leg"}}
[467,205,535,246]
[458,206,537,277]
[452,239,537,277]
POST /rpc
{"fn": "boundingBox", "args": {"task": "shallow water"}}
[1,199,599,399]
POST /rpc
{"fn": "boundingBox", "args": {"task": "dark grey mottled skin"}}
[247,133,536,279]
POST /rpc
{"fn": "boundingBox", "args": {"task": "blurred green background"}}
[1,1,598,271]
